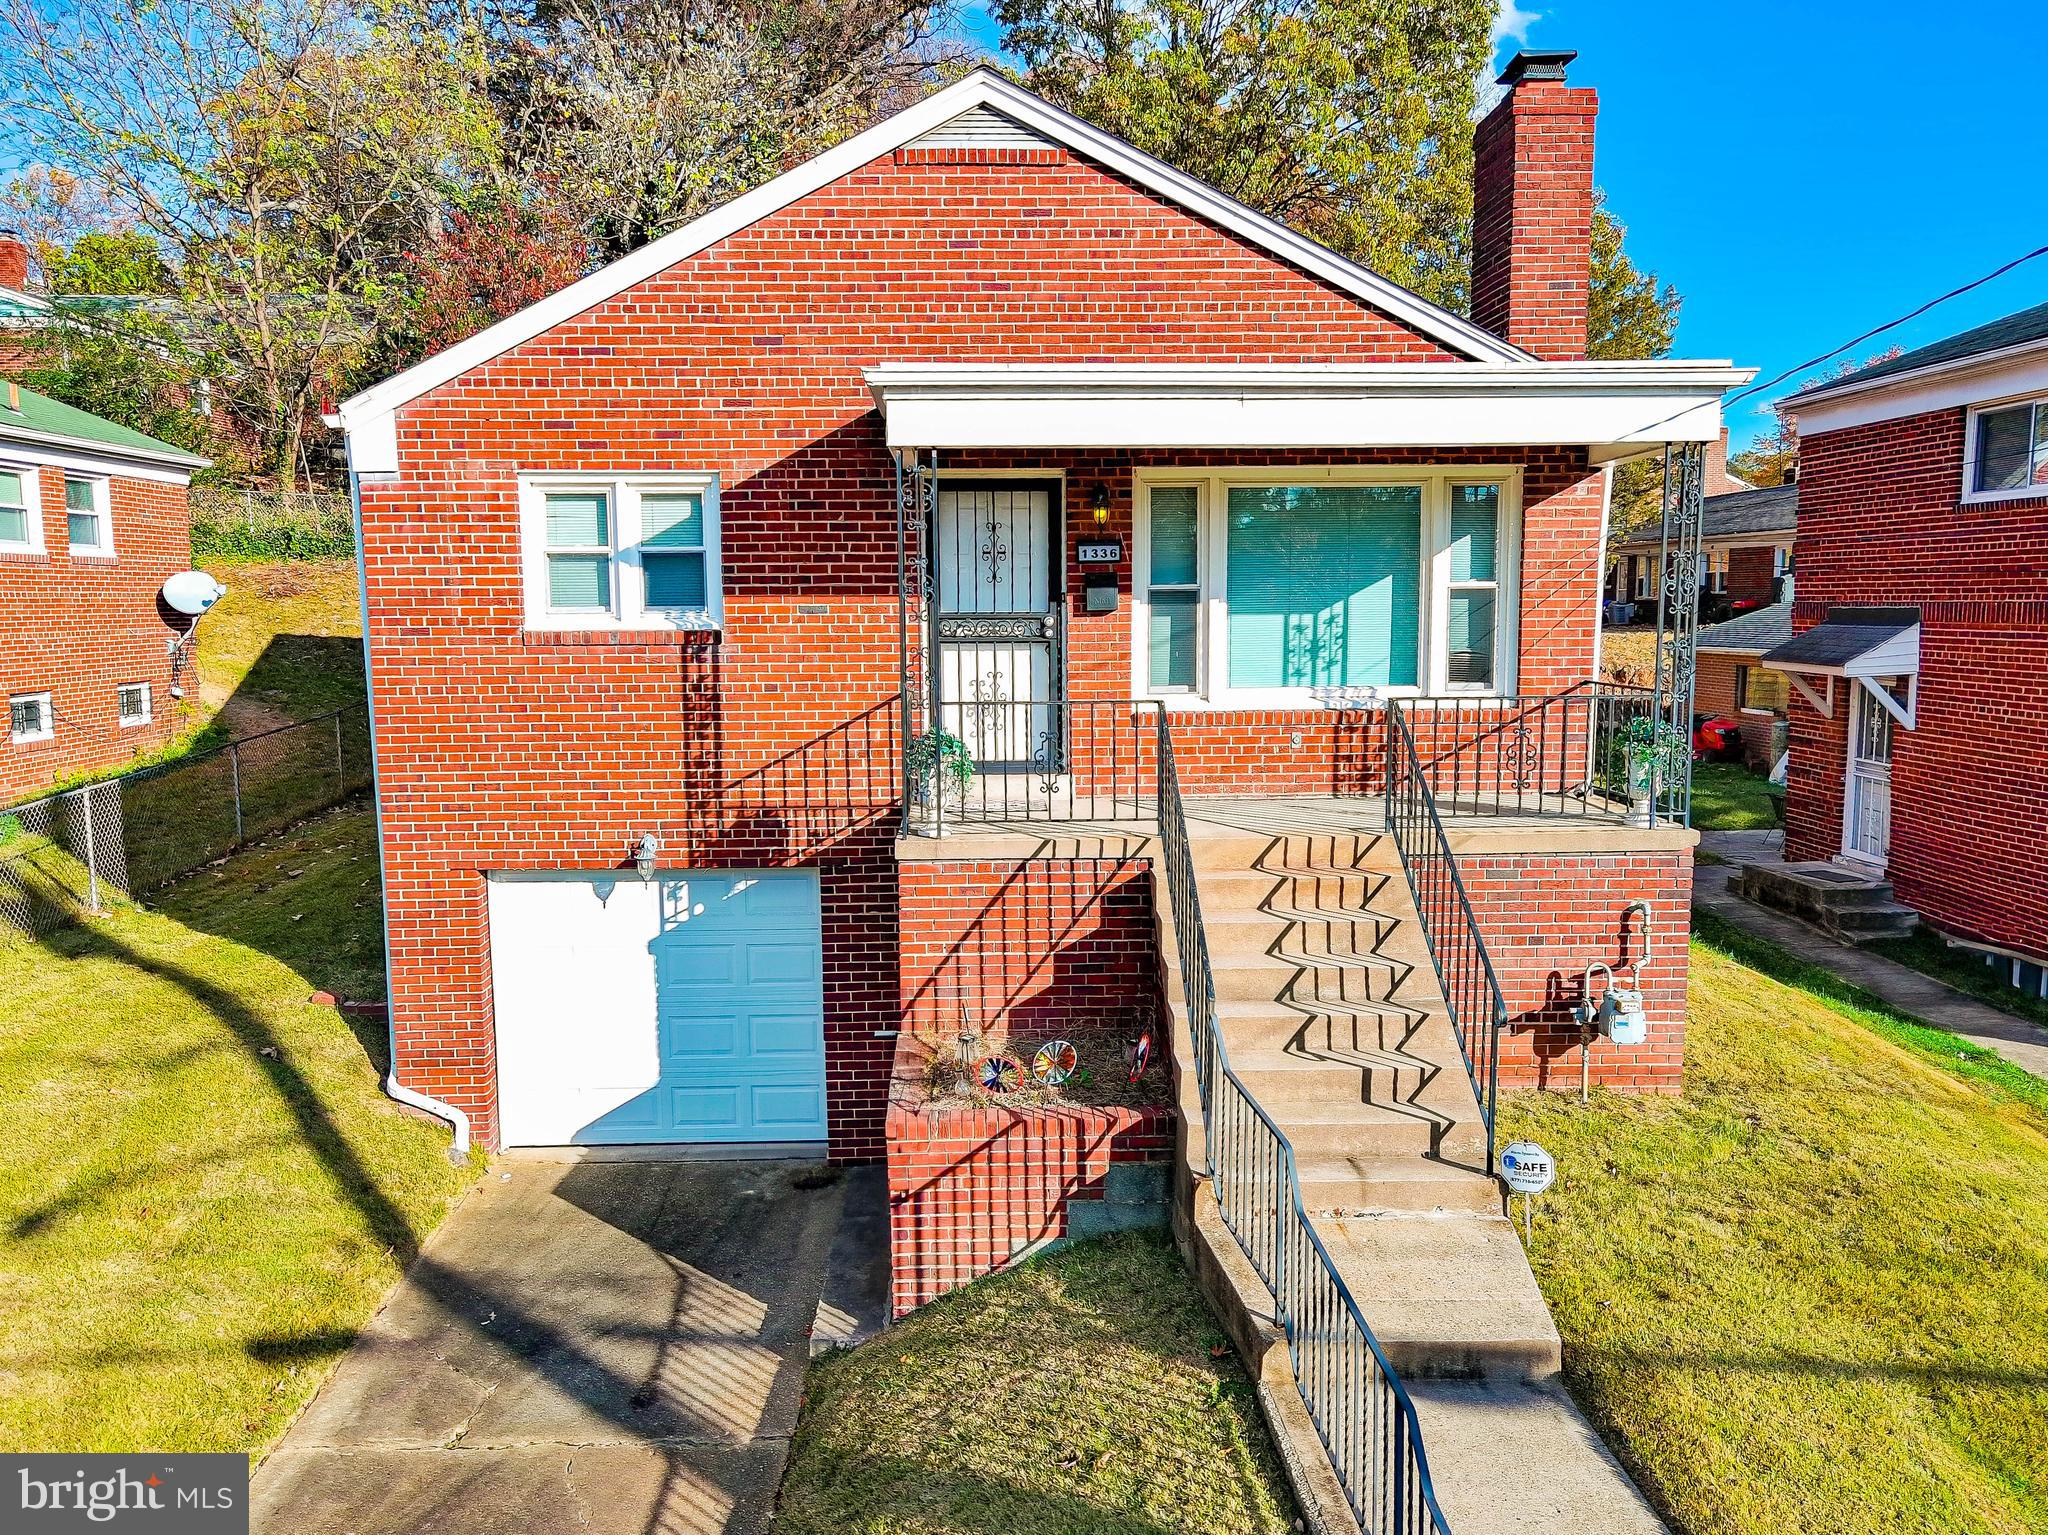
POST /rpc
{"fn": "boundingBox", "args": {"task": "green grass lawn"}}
[780,1232,1297,1535]
[1866,927,2048,1034]
[1688,760,1782,831]
[0,801,474,1452]
[192,559,366,742]
[1500,913,2048,1535]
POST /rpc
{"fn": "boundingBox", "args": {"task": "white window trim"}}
[1961,394,2048,505]
[0,461,45,556]
[118,681,152,728]
[1129,465,1523,708]
[10,690,53,745]
[63,473,114,557]
[518,472,722,633]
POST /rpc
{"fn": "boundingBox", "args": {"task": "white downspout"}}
[347,453,471,1164]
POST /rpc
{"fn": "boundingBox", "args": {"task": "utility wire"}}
[1734,242,2048,404]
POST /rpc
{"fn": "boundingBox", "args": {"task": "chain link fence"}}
[190,486,354,560]
[0,708,371,938]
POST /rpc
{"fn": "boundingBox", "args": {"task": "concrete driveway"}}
[253,1156,884,1535]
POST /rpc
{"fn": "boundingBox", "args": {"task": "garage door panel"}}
[491,870,825,1147]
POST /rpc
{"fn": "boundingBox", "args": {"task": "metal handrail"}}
[1383,699,1512,1170]
[1155,704,1451,1535]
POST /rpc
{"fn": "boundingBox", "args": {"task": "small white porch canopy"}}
[1761,606,1922,728]
[863,361,1754,458]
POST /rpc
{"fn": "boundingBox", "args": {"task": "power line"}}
[1734,243,2048,405]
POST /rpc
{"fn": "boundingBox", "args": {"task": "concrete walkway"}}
[1697,831,2048,1079]
[253,1156,888,1535]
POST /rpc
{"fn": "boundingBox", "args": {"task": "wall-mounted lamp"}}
[632,832,661,881]
[1090,484,1110,527]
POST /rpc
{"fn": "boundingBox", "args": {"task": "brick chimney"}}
[0,231,28,291]
[1470,50,1597,360]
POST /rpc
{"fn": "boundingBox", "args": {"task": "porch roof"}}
[1762,607,1921,678]
[863,361,1755,460]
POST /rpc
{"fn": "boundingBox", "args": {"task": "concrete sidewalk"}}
[1696,831,2048,1080]
[253,1156,888,1535]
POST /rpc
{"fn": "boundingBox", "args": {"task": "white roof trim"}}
[1787,337,2048,436]
[863,361,1754,451]
[337,70,1529,435]
[0,419,209,474]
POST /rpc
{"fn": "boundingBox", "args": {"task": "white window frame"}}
[0,462,44,556]
[518,472,722,633]
[1962,393,2048,505]
[1130,465,1523,708]
[62,473,113,557]
[1705,545,1729,593]
[10,690,53,745]
[117,681,152,728]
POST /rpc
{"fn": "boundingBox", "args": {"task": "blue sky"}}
[958,2,2048,449]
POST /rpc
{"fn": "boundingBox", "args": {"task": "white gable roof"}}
[337,69,1528,438]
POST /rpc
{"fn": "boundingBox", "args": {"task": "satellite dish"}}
[162,570,227,616]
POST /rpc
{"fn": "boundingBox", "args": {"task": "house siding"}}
[1786,405,2048,960]
[359,144,1607,1152]
[0,466,187,802]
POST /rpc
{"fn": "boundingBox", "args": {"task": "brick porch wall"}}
[885,1033,1173,1314]
[1463,848,1692,1093]
[897,855,1157,1050]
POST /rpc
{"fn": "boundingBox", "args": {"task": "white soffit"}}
[337,69,1537,469]
[863,362,1754,452]
[1786,340,2048,436]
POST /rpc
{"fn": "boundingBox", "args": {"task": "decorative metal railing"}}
[1156,706,1451,1535]
[1393,683,1672,825]
[903,698,1156,834]
[1384,701,1512,1172]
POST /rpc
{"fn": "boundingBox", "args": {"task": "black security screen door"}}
[930,479,1065,772]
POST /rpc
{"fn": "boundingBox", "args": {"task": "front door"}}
[932,480,1064,770]
[1844,684,1893,867]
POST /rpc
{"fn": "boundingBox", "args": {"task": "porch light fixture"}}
[632,832,661,881]
[1090,483,1110,526]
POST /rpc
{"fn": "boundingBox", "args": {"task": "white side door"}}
[1843,685,1893,868]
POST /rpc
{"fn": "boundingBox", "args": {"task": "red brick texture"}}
[1470,78,1597,360]
[1728,544,1778,607]
[1786,406,2048,961]
[897,855,1157,1049]
[359,140,1609,1153]
[1463,849,1692,1093]
[0,466,189,801]
[885,1033,1173,1314]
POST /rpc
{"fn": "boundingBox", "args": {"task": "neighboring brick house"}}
[1774,298,2048,990]
[1606,473,1796,623]
[1695,601,1791,771]
[334,59,1743,1194]
[0,381,208,801]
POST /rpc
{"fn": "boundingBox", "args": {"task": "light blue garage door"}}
[576,871,827,1144]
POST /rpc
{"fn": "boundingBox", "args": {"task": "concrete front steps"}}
[1735,859,1919,944]
[1165,814,1666,1535]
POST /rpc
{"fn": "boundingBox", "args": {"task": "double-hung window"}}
[1135,470,1519,702]
[1704,546,1729,594]
[64,475,111,556]
[0,467,39,554]
[1966,396,2048,500]
[522,473,721,631]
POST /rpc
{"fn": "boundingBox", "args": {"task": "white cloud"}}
[1491,1,1541,51]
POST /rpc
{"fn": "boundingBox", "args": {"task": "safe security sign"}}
[4,1454,247,1533]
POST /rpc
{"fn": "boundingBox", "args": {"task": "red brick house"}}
[0,381,208,802]
[335,58,1741,1249]
[1772,298,2048,988]
[1605,474,1795,624]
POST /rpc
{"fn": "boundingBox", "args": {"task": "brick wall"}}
[898,855,1156,1051]
[1,465,189,801]
[885,1033,1173,1313]
[1728,544,1778,607]
[1463,848,1692,1093]
[1787,406,2048,960]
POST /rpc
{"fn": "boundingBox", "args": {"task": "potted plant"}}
[1619,717,1688,823]
[905,729,975,830]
